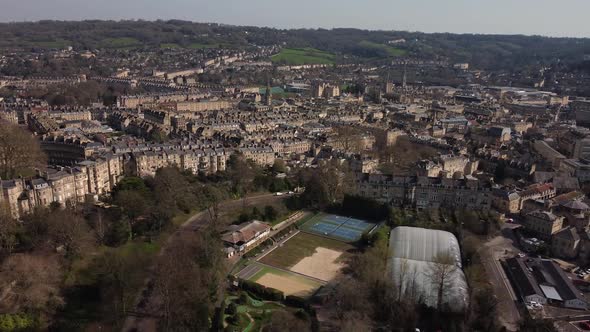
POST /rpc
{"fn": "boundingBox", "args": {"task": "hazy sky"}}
[1,0,589,38]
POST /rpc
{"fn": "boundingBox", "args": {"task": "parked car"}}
[579,321,590,330]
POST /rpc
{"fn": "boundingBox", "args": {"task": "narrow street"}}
[480,224,522,332]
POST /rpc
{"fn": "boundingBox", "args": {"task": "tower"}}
[402,61,407,89]
[399,61,408,103]
[385,68,394,94]
[265,79,272,106]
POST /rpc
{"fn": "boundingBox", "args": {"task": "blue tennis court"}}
[300,213,375,242]
[310,222,339,235]
[331,227,361,241]
[323,215,347,225]
[343,218,372,231]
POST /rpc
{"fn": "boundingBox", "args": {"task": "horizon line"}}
[0,18,588,40]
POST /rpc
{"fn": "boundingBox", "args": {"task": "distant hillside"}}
[0,20,589,70]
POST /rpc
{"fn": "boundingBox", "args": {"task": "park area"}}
[259,232,352,281]
[236,261,323,297]
[222,291,303,332]
[299,213,376,242]
[271,48,335,65]
[230,214,383,330]
[235,214,370,298]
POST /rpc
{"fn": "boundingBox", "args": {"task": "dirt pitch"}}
[259,232,352,270]
[256,273,317,297]
[290,247,344,281]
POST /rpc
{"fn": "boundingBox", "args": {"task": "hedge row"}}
[0,313,37,332]
[239,279,284,301]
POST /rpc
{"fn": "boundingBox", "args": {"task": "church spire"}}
[265,78,272,106]
[402,61,407,89]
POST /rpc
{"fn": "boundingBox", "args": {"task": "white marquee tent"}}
[388,226,469,313]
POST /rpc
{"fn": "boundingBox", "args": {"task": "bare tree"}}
[0,121,46,179]
[0,253,64,317]
[411,264,423,302]
[47,209,95,257]
[427,252,458,312]
[397,258,410,301]
[333,126,363,153]
[339,312,372,332]
[95,247,151,322]
[91,208,107,245]
[0,202,17,257]
[265,310,311,332]
[204,185,223,229]
[155,230,226,331]
[331,278,371,322]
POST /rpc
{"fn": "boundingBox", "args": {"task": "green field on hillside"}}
[100,37,142,48]
[359,40,407,57]
[271,48,335,65]
[159,42,224,49]
[160,43,180,49]
[30,38,71,49]
[188,42,219,49]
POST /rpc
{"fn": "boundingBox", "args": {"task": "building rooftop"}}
[388,227,468,313]
[506,257,587,307]
[222,220,270,246]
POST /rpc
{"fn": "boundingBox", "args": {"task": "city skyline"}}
[1,0,590,38]
[3,6,590,331]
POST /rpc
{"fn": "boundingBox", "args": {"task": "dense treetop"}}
[1,20,590,70]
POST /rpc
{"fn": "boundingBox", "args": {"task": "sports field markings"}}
[236,263,263,280]
[238,261,325,297]
[299,213,375,242]
[255,261,327,284]
[290,247,344,281]
[255,230,300,261]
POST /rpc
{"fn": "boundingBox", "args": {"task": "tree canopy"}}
[0,121,46,179]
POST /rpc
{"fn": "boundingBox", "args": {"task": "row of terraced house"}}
[0,154,124,219]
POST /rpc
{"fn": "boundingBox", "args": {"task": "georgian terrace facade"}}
[355,173,493,210]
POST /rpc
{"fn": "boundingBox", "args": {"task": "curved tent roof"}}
[388,226,468,313]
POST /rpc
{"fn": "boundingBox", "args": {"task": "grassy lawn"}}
[188,42,219,49]
[224,292,287,332]
[296,212,321,227]
[359,40,407,57]
[100,37,142,48]
[259,232,352,269]
[247,262,322,289]
[271,48,335,65]
[249,264,288,282]
[160,43,181,49]
[30,38,71,49]
[118,241,160,256]
[256,87,298,99]
[171,209,200,226]
[231,257,253,275]
[224,199,290,227]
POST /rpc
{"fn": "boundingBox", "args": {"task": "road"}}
[121,192,288,332]
[481,224,522,332]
